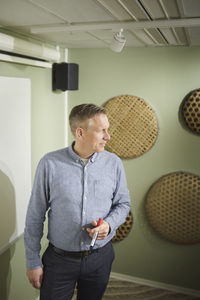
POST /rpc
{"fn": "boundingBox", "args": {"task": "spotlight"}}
[110,29,126,53]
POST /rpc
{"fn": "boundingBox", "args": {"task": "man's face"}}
[82,113,110,153]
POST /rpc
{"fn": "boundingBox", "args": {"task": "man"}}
[24,103,130,300]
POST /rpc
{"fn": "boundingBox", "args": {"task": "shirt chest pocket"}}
[94,178,115,203]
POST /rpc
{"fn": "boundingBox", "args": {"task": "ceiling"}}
[1,0,200,49]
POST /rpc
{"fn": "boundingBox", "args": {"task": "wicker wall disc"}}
[145,172,200,244]
[104,95,158,158]
[182,88,200,134]
[112,210,133,243]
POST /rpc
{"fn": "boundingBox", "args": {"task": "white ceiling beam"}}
[31,18,200,33]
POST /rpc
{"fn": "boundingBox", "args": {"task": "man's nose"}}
[104,131,110,141]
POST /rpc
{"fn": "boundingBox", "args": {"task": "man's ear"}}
[76,127,84,139]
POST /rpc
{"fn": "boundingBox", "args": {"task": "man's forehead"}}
[88,114,109,127]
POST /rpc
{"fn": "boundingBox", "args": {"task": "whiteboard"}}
[0,76,31,254]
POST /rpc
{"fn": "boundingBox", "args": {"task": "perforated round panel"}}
[145,172,200,244]
[182,89,200,134]
[104,95,158,158]
[112,210,133,242]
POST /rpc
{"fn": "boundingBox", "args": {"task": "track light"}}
[110,29,126,53]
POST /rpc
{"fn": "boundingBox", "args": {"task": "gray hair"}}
[69,103,107,134]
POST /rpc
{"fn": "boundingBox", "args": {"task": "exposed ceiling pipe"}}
[30,18,200,34]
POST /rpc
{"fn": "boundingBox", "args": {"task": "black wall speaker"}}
[52,62,79,91]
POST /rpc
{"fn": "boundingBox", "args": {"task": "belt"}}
[49,243,99,258]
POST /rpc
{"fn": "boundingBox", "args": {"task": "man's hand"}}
[87,220,110,240]
[26,267,43,289]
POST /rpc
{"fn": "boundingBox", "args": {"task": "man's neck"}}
[73,142,93,159]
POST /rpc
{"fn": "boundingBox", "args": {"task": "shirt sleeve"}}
[104,157,131,233]
[24,157,50,270]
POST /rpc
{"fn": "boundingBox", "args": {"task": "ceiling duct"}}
[0,32,60,66]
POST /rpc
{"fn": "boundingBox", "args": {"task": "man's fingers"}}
[96,230,108,239]
[26,268,43,290]
[86,220,110,239]
[93,221,110,239]
[91,220,97,227]
[30,280,41,289]
[34,281,41,289]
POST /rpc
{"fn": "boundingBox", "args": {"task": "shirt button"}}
[84,196,87,200]
[82,227,85,231]
[76,159,79,163]
[83,211,85,215]
[81,241,84,245]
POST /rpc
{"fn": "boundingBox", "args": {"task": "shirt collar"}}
[69,142,98,163]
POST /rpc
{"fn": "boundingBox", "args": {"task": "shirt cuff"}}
[26,258,42,270]
[104,217,117,234]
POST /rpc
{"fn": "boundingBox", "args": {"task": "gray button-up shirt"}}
[24,143,130,269]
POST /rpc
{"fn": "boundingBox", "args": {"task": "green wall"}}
[68,47,200,291]
[0,60,65,300]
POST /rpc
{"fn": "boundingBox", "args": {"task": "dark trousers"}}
[40,242,115,300]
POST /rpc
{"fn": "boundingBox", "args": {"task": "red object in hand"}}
[90,218,103,249]
[97,218,103,226]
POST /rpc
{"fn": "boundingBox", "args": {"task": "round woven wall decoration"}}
[112,210,133,242]
[145,172,200,244]
[182,88,200,134]
[104,95,158,158]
